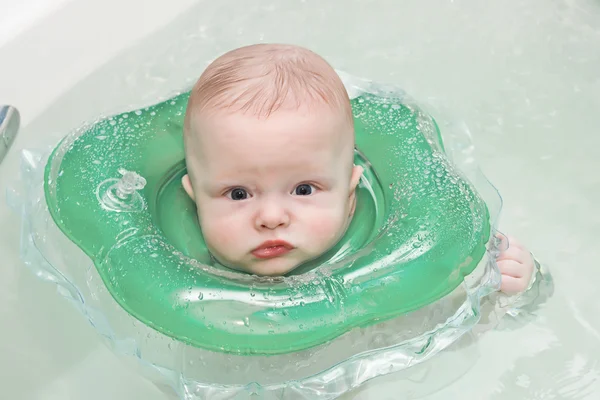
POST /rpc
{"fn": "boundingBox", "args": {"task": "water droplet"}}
[197,292,204,300]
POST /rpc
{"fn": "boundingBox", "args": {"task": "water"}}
[0,0,599,398]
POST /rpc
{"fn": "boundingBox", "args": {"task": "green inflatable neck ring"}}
[45,91,490,355]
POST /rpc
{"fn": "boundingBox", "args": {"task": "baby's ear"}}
[350,164,364,191]
[182,174,196,201]
[348,165,364,216]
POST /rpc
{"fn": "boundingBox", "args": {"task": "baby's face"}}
[184,107,362,276]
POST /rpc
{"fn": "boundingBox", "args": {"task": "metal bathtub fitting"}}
[0,105,20,165]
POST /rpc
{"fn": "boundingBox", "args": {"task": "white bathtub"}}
[1,0,599,399]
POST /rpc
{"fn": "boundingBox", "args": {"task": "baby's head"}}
[182,43,363,276]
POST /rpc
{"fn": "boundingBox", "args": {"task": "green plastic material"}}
[44,91,490,355]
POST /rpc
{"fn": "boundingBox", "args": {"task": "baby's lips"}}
[251,245,293,259]
[252,240,294,251]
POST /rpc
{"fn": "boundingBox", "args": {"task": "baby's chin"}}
[234,257,303,277]
[215,253,308,277]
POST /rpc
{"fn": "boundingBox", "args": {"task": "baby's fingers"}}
[504,235,526,250]
[496,245,531,264]
[501,275,529,294]
[497,259,525,278]
[495,234,525,250]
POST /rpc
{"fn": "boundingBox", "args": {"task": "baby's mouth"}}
[251,240,294,259]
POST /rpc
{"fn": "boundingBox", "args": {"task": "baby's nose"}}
[255,201,290,230]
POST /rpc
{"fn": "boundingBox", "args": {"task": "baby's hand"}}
[496,235,535,294]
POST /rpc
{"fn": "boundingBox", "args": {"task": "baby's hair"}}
[184,43,353,130]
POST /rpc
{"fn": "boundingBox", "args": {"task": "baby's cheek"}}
[204,222,233,248]
[198,209,242,253]
[305,210,346,246]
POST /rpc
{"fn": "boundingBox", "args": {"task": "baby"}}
[182,43,534,293]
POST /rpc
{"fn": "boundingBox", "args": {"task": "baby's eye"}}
[293,184,315,196]
[227,188,249,200]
